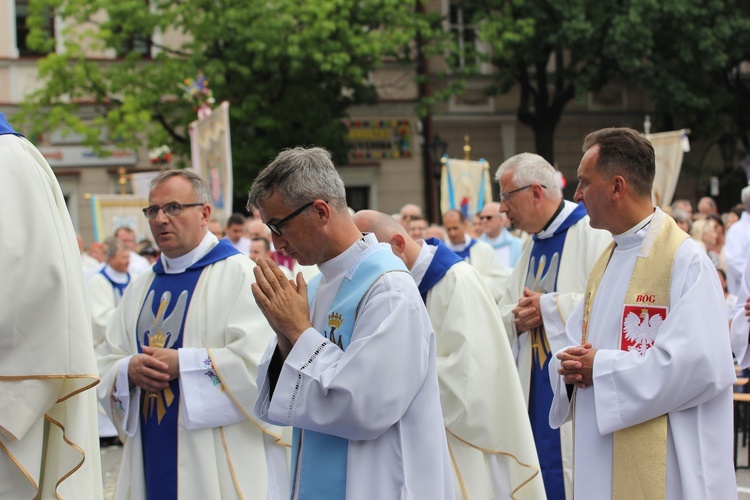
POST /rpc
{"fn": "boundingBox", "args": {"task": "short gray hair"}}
[247,147,347,211]
[150,169,212,205]
[104,237,127,261]
[495,153,562,199]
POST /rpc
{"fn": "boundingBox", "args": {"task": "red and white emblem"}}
[621,305,667,355]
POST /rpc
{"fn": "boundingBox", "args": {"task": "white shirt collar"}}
[535,200,577,240]
[317,233,376,280]
[160,232,219,274]
[104,265,129,283]
[410,240,437,286]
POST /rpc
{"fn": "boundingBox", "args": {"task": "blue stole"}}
[292,244,408,500]
[525,202,587,500]
[418,238,462,302]
[451,237,477,262]
[136,240,238,500]
[99,267,130,305]
[0,113,23,137]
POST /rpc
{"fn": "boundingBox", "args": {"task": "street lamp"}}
[430,134,448,178]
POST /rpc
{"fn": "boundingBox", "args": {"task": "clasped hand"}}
[556,342,597,388]
[252,258,313,357]
[128,346,179,392]
[512,287,543,332]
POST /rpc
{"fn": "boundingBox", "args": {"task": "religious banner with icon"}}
[344,119,412,161]
[646,129,690,208]
[90,194,150,243]
[440,157,492,219]
[189,100,233,224]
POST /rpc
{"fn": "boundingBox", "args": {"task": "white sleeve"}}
[179,347,246,429]
[111,356,140,437]
[263,273,433,441]
[548,302,584,429]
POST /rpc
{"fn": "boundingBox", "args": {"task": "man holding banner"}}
[550,127,735,498]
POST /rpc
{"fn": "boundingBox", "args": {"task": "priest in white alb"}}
[496,152,611,499]
[549,127,736,499]
[354,210,545,500]
[98,169,288,499]
[0,113,103,499]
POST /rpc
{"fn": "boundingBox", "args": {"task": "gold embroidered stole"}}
[579,211,686,500]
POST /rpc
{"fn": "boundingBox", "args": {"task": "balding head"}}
[353,210,421,269]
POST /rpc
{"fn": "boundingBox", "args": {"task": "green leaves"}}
[21,0,431,194]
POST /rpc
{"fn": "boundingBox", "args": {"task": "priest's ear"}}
[389,233,407,259]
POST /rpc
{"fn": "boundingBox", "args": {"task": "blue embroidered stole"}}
[136,240,238,500]
[418,238,462,302]
[0,113,23,137]
[525,202,586,500]
[99,267,130,305]
[292,244,407,500]
[451,237,477,262]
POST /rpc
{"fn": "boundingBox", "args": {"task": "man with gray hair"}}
[248,147,453,499]
[724,184,750,295]
[98,169,288,499]
[495,152,611,499]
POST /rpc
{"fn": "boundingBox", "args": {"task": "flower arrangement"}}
[180,73,215,112]
[149,145,172,164]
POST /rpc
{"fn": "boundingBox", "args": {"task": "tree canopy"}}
[457,0,750,167]
[23,0,441,195]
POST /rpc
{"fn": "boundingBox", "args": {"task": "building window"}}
[116,32,152,59]
[15,0,54,56]
[448,1,478,70]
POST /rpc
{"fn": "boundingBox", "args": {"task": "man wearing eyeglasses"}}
[248,147,454,499]
[98,169,289,499]
[495,152,611,500]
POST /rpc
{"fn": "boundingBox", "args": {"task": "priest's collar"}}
[160,231,218,274]
[410,240,438,286]
[445,233,471,252]
[619,209,655,236]
[612,208,656,248]
[318,232,377,280]
[536,200,577,240]
[104,265,129,283]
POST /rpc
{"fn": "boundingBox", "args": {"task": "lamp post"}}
[430,134,448,178]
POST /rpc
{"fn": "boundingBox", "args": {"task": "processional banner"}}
[440,156,492,218]
[190,100,233,224]
[90,194,150,243]
[646,129,690,208]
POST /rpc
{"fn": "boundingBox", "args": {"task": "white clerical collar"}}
[535,200,577,240]
[445,233,472,252]
[318,233,377,280]
[160,231,219,274]
[612,209,656,249]
[410,240,438,287]
[104,265,129,283]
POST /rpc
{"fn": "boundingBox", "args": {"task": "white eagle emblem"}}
[623,309,663,355]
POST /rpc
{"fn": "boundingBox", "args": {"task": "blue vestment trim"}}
[452,237,477,261]
[526,202,587,500]
[0,113,23,137]
[138,240,237,500]
[418,238,462,302]
[99,267,130,304]
[292,245,407,500]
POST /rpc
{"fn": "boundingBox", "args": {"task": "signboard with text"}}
[344,119,412,162]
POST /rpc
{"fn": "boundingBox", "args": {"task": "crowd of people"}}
[3,109,747,499]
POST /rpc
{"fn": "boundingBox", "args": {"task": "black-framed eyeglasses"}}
[479,215,495,221]
[142,202,204,219]
[266,201,315,237]
[499,184,546,203]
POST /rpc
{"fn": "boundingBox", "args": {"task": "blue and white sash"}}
[291,243,407,499]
